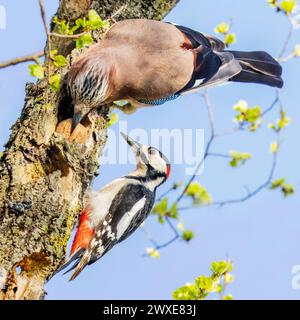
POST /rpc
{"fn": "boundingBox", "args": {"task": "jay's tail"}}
[226,50,283,88]
[174,25,284,92]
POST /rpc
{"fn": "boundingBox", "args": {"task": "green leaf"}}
[224,273,234,284]
[173,260,234,300]
[225,33,236,46]
[185,182,212,205]
[280,0,296,14]
[76,33,94,49]
[105,113,119,128]
[233,100,262,131]
[101,20,111,29]
[173,284,200,300]
[0,152,3,160]
[233,100,248,113]
[53,16,73,35]
[75,18,88,30]
[49,74,61,92]
[151,198,168,223]
[88,10,102,29]
[152,198,168,215]
[215,284,223,293]
[195,276,214,292]
[28,64,45,80]
[214,22,229,34]
[270,178,295,197]
[278,111,291,129]
[269,111,291,132]
[245,107,261,123]
[268,0,278,8]
[223,294,234,300]
[271,178,286,189]
[146,248,160,259]
[270,141,279,153]
[293,44,300,57]
[87,9,110,30]
[282,183,295,197]
[229,150,252,167]
[211,260,233,275]
[167,203,178,219]
[177,221,185,231]
[182,230,195,242]
[53,55,67,68]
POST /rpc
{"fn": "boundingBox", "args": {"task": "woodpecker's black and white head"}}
[121,132,170,189]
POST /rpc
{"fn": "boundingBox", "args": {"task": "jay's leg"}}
[113,100,158,115]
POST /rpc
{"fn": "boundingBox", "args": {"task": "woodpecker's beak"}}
[120,132,142,155]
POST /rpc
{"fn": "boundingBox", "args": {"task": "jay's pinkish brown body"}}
[67,19,283,130]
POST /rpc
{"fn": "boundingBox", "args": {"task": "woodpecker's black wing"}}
[89,183,155,261]
[117,186,155,243]
[67,183,155,280]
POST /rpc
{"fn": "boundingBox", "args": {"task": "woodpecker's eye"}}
[148,147,157,155]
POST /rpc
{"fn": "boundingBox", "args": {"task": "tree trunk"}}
[0,0,179,300]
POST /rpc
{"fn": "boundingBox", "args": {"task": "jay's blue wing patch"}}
[137,93,180,105]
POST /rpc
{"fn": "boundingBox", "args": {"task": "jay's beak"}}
[71,112,85,133]
[72,103,90,133]
[120,132,142,155]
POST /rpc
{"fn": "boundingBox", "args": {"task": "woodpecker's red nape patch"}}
[70,208,94,256]
[166,164,171,178]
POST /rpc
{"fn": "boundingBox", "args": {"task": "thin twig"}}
[175,90,216,204]
[38,0,50,37]
[214,151,278,207]
[261,94,279,117]
[157,184,179,202]
[207,152,231,159]
[50,31,87,39]
[140,226,159,248]
[278,17,295,60]
[38,0,51,81]
[50,5,127,39]
[109,4,127,22]
[0,51,44,69]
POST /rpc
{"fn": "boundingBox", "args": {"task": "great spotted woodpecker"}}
[67,19,283,130]
[56,133,170,281]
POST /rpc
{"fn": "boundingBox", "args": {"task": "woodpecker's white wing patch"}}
[116,197,147,240]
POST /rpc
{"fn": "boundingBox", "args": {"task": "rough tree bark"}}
[0,0,180,300]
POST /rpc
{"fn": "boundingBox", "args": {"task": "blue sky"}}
[0,0,299,299]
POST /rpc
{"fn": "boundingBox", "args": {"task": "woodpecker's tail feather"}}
[47,249,84,281]
[68,251,91,281]
[57,249,84,274]
[227,50,283,88]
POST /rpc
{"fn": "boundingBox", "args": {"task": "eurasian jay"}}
[67,19,283,130]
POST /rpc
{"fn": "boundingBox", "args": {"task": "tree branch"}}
[0,0,181,300]
[0,51,44,69]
